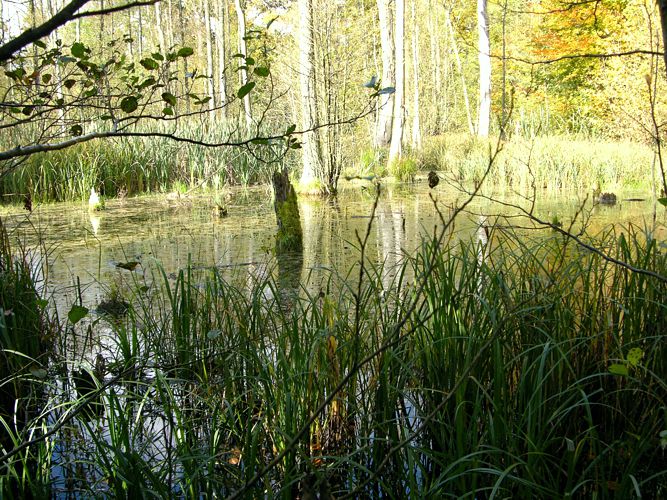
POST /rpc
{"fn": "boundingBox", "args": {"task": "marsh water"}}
[2,178,666,497]
[1,179,664,315]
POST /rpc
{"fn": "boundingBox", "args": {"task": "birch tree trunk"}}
[155,2,166,51]
[179,0,191,113]
[234,0,252,129]
[216,0,227,118]
[388,0,405,163]
[376,0,394,147]
[138,9,144,55]
[411,0,421,149]
[166,0,174,49]
[204,0,216,119]
[477,0,491,137]
[298,0,321,188]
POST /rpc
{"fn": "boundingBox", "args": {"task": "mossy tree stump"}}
[273,168,303,253]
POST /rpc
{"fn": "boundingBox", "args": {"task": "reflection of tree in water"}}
[276,251,303,301]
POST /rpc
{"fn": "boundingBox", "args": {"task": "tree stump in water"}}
[272,168,303,253]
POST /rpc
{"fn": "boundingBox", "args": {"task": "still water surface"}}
[1,180,664,313]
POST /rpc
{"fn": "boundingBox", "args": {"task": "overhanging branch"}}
[0,0,91,63]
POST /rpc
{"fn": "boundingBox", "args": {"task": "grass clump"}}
[388,155,418,182]
[0,219,53,497]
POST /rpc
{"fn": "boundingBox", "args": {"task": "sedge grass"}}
[418,134,654,193]
[0,221,665,498]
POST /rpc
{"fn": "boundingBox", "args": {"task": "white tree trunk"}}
[234,0,252,129]
[204,0,216,117]
[388,0,404,163]
[411,0,421,149]
[298,0,321,187]
[477,0,491,137]
[155,2,166,51]
[216,0,227,117]
[376,0,394,147]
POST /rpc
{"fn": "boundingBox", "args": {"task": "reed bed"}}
[0,221,665,498]
[419,134,654,193]
[0,120,293,204]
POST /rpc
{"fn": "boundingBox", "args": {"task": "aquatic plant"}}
[0,218,665,498]
[0,219,53,496]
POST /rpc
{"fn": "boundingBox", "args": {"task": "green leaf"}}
[68,305,89,325]
[627,347,643,367]
[41,73,52,84]
[162,107,174,116]
[70,124,83,136]
[251,138,269,145]
[138,77,157,90]
[161,92,177,106]
[285,124,296,135]
[120,96,139,113]
[34,40,47,49]
[245,56,255,65]
[608,363,628,377]
[177,47,194,58]
[237,81,255,99]
[152,52,164,61]
[22,106,33,116]
[64,79,76,89]
[71,42,88,59]
[140,57,159,70]
[254,66,269,77]
[658,197,667,207]
[232,53,246,58]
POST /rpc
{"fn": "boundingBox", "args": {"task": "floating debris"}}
[598,192,617,205]
[115,261,140,271]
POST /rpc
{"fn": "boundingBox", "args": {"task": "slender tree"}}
[155,2,166,51]
[204,0,216,119]
[411,0,421,149]
[297,0,321,188]
[234,0,252,129]
[376,0,394,147]
[477,0,491,136]
[216,0,227,118]
[388,0,404,162]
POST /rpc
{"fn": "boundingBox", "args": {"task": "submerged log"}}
[272,168,303,253]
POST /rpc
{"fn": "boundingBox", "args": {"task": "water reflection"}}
[0,183,664,319]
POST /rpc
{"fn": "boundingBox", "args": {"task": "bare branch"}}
[70,1,159,21]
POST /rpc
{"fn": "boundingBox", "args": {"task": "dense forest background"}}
[1,0,666,199]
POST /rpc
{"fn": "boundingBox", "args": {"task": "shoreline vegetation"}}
[0,203,665,497]
[0,132,658,205]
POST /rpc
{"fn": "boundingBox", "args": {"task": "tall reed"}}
[1,222,665,498]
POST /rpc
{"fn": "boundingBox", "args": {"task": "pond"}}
[1,178,664,315]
